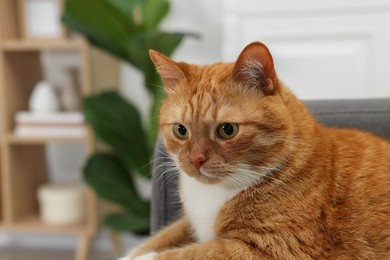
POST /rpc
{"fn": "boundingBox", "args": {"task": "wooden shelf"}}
[1,39,86,52]
[9,215,86,235]
[7,134,88,145]
[0,1,120,258]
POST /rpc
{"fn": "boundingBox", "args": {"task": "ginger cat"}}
[122,42,390,260]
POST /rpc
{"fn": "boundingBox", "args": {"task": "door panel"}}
[222,1,390,99]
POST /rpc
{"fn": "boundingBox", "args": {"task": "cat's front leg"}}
[118,252,156,260]
[143,238,267,260]
[120,218,194,260]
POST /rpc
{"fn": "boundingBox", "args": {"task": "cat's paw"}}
[117,252,156,260]
[134,252,157,260]
[116,257,130,260]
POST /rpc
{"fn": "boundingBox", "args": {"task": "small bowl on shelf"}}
[38,182,85,226]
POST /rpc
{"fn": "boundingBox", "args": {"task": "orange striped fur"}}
[124,42,390,260]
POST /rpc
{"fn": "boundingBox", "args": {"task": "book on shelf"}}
[15,111,84,125]
[14,112,87,137]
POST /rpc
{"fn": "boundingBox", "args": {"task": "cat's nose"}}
[189,153,208,170]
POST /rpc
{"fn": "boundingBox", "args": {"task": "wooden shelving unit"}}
[1,39,86,51]
[7,215,87,234]
[7,133,91,145]
[0,1,120,259]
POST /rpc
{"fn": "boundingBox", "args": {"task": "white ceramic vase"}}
[29,81,60,113]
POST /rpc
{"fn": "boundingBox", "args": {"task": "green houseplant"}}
[62,0,196,233]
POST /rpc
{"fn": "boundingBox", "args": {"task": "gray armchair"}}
[150,99,390,234]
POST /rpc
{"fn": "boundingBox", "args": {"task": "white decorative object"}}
[29,81,60,113]
[38,182,85,226]
[21,0,64,39]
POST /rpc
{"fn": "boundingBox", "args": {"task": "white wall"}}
[221,0,390,100]
[162,0,222,63]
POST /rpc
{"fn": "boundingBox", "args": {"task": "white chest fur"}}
[180,173,243,243]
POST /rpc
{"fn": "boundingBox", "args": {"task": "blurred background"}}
[0,0,389,259]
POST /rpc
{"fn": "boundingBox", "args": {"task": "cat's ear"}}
[232,42,277,95]
[149,50,187,92]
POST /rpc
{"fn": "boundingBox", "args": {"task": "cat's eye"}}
[218,123,239,139]
[173,123,189,139]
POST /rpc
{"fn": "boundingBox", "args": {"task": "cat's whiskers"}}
[259,160,309,188]
[227,169,262,189]
[226,173,272,201]
[224,175,246,190]
[199,169,218,179]
[150,114,162,122]
[131,148,174,178]
[153,140,306,195]
[234,167,308,205]
[153,162,176,173]
[153,160,177,171]
[161,172,180,191]
[245,162,319,207]
[145,83,165,90]
[234,163,314,203]
[231,175,257,190]
[239,137,303,186]
[154,148,171,158]
[159,168,180,191]
[154,158,180,191]
[237,163,287,183]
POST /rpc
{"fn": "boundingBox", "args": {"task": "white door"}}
[222,0,390,100]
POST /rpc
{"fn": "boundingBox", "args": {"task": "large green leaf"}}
[62,0,135,64]
[104,212,149,233]
[107,0,170,31]
[63,0,197,73]
[142,0,170,30]
[84,91,151,177]
[84,153,150,217]
[106,0,138,26]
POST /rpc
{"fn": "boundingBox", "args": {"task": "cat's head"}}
[150,42,295,187]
